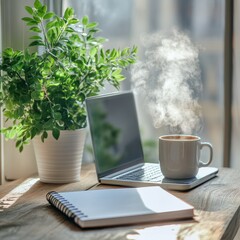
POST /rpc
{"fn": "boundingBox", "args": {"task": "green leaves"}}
[0,0,138,152]
[25,6,33,15]
[86,22,98,29]
[52,128,60,140]
[2,47,14,57]
[82,16,89,25]
[22,17,33,22]
[31,91,44,100]
[63,7,74,20]
[41,131,48,142]
[34,0,42,9]
[29,27,42,33]
[43,12,54,20]
[90,47,98,58]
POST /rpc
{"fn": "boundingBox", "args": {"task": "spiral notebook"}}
[46,186,194,228]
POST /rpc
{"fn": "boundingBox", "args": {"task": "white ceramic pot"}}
[33,128,86,183]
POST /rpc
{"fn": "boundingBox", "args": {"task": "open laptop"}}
[85,91,218,191]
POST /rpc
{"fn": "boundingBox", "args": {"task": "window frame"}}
[223,0,234,167]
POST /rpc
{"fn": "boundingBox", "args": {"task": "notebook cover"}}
[46,186,194,228]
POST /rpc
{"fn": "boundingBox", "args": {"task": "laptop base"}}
[100,165,219,191]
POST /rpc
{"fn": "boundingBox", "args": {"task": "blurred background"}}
[1,0,239,182]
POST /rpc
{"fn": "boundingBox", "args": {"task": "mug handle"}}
[199,142,213,167]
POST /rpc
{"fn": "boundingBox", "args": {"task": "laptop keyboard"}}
[115,164,163,182]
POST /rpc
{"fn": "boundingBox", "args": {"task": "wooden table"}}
[0,164,240,240]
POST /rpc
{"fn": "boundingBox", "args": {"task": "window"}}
[66,0,225,166]
[1,0,238,181]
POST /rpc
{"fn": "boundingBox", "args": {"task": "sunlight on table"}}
[127,225,201,240]
[0,178,39,212]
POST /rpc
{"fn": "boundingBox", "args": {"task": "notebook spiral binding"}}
[46,191,88,225]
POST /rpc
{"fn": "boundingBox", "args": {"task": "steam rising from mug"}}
[131,30,203,134]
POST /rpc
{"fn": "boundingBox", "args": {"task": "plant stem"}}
[55,22,68,45]
[40,20,51,51]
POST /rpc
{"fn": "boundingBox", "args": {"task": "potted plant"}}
[0,0,137,183]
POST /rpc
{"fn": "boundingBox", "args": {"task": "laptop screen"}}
[86,91,144,177]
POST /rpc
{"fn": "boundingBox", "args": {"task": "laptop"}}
[85,91,218,191]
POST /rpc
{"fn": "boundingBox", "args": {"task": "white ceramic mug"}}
[159,135,213,179]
